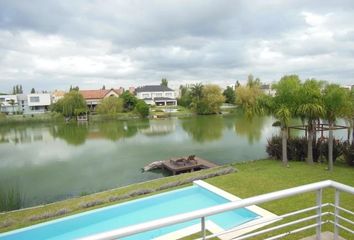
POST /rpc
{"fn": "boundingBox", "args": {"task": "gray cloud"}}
[0,0,353,92]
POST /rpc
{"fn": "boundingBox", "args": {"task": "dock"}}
[161,156,218,175]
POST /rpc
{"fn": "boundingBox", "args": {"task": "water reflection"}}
[140,119,175,136]
[234,115,267,144]
[50,123,89,145]
[0,125,52,144]
[181,115,224,143]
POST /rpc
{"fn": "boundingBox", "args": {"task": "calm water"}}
[2,113,347,207]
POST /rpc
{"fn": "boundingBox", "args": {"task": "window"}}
[30,97,40,103]
[155,93,162,97]
[165,92,173,97]
[142,93,150,98]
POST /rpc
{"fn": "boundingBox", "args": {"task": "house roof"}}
[52,90,66,97]
[80,88,123,99]
[135,85,174,93]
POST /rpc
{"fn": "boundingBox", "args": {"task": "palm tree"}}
[270,75,301,166]
[275,106,291,166]
[296,80,324,164]
[190,83,203,101]
[322,84,350,171]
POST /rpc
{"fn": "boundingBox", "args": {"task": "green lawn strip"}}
[0,166,234,233]
[195,160,353,240]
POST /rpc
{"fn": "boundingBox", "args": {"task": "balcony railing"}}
[79,180,354,240]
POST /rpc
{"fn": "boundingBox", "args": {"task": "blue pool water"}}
[0,184,259,240]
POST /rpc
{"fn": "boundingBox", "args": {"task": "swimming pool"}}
[0,181,260,240]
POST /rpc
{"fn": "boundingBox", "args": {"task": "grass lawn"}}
[0,160,353,239]
[184,160,354,239]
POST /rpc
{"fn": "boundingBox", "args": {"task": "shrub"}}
[135,100,149,117]
[266,135,345,163]
[28,208,70,221]
[0,219,14,228]
[79,199,105,209]
[266,136,282,160]
[96,97,123,115]
[343,141,354,166]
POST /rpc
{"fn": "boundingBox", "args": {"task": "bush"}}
[28,208,70,221]
[343,141,354,166]
[79,199,105,209]
[135,100,149,117]
[96,97,123,115]
[266,135,344,163]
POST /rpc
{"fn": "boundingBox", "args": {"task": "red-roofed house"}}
[80,88,124,110]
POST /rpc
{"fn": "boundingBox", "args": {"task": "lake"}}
[0,114,348,207]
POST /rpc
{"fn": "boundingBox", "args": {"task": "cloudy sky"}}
[0,0,353,92]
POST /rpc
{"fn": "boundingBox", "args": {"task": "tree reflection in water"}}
[234,113,267,144]
[181,115,224,143]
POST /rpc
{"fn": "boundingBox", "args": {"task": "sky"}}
[0,0,353,93]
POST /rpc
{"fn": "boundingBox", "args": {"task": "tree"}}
[19,85,23,94]
[322,84,350,171]
[190,83,204,102]
[178,85,192,107]
[223,86,236,104]
[195,84,225,114]
[52,91,87,117]
[96,97,123,115]
[271,75,301,166]
[161,78,168,87]
[102,85,106,90]
[119,91,138,112]
[296,79,324,164]
[135,100,149,117]
[235,80,263,118]
[31,88,35,94]
[247,74,261,88]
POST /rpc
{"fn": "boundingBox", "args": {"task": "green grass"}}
[0,160,353,239]
[183,160,354,239]
[0,166,233,232]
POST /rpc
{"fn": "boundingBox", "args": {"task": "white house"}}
[27,93,51,114]
[260,84,276,96]
[135,85,177,106]
[0,95,19,114]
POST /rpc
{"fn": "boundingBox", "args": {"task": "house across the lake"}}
[27,93,52,114]
[80,88,124,111]
[0,94,19,114]
[135,85,177,106]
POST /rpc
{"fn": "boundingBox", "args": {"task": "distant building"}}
[52,90,66,103]
[135,85,177,106]
[17,94,29,114]
[0,95,19,114]
[80,88,124,111]
[27,93,52,114]
[128,87,135,94]
[260,84,276,96]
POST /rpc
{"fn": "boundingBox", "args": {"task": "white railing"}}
[79,180,354,240]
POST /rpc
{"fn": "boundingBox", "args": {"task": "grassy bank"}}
[0,113,63,124]
[0,160,353,239]
[0,166,235,232]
